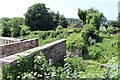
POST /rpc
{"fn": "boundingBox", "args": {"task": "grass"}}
[0,73,2,79]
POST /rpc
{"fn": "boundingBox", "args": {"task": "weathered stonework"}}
[66,49,82,57]
[0,39,66,79]
[0,37,22,45]
[0,37,38,58]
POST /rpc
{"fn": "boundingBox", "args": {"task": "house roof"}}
[73,23,83,28]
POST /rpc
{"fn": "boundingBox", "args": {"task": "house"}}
[73,23,83,28]
[67,26,73,28]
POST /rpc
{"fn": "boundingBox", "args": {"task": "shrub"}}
[39,31,51,39]
[107,56,119,78]
[64,57,86,71]
[88,45,103,60]
[50,31,62,38]
[107,26,118,34]
[56,25,63,31]
[73,28,82,33]
[66,33,85,52]
[2,52,56,80]
[20,25,31,36]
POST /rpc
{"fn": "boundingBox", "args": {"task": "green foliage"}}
[66,18,79,26]
[56,25,63,31]
[0,17,25,37]
[64,57,86,71]
[19,30,65,46]
[58,15,68,28]
[88,45,103,60]
[73,28,82,33]
[86,13,104,31]
[25,3,50,30]
[2,53,106,79]
[80,64,106,78]
[78,8,106,31]
[66,25,94,53]
[0,3,119,79]
[3,31,119,79]
[107,56,119,78]
[2,52,55,80]
[10,18,23,37]
[20,25,31,36]
[107,20,119,28]
[66,33,85,52]
[2,53,35,79]
[1,17,11,37]
[50,31,58,38]
[38,31,51,40]
[25,3,68,31]
[78,8,87,25]
[81,24,99,43]
[15,27,119,79]
[107,26,118,34]
[39,38,58,46]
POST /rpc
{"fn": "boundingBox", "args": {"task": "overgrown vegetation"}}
[2,52,107,79]
[0,2,119,79]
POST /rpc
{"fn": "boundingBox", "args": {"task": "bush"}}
[64,57,86,71]
[56,25,63,31]
[73,28,82,33]
[2,52,56,80]
[107,26,118,34]
[38,31,51,39]
[20,25,31,36]
[107,56,119,78]
[66,33,85,52]
[88,45,103,60]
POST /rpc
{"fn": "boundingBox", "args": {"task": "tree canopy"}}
[25,3,68,31]
[78,8,106,31]
[0,17,26,37]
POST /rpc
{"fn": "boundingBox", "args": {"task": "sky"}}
[0,0,119,20]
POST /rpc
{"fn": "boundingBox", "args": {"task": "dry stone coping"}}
[0,39,66,66]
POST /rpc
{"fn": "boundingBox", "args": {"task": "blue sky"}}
[0,0,119,20]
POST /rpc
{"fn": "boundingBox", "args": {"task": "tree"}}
[49,11,60,30]
[0,17,25,37]
[10,18,24,37]
[78,8,106,31]
[25,3,51,31]
[78,9,87,25]
[1,17,11,37]
[25,3,68,31]
[86,13,103,30]
[59,15,68,28]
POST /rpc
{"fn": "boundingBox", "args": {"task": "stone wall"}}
[0,37,22,45]
[0,39,66,79]
[0,39,4,45]
[41,39,66,62]
[0,38,38,58]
